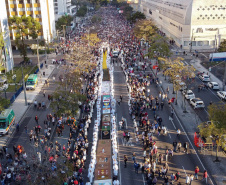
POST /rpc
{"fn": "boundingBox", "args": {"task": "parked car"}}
[183,90,195,100]
[217,91,226,100]
[0,76,8,91]
[199,74,210,82]
[207,82,219,90]
[190,98,205,109]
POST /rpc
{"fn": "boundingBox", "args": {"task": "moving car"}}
[183,90,195,100]
[207,82,219,90]
[199,74,210,82]
[26,74,38,90]
[112,50,119,58]
[217,91,226,100]
[190,98,205,109]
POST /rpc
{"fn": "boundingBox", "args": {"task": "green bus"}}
[26,74,38,90]
[0,109,15,135]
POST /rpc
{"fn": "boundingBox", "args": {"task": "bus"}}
[26,74,38,90]
[0,109,15,135]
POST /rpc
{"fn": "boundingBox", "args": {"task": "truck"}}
[0,109,15,135]
[209,52,226,62]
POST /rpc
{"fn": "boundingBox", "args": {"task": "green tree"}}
[198,104,226,155]
[218,39,226,52]
[76,5,88,17]
[0,97,10,113]
[56,15,73,32]
[91,15,101,24]
[129,11,146,23]
[8,15,41,62]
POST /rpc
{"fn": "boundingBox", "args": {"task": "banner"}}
[103,95,111,102]
[101,81,111,95]
[94,179,112,185]
[103,107,111,114]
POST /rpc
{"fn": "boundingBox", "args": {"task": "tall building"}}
[5,0,56,42]
[0,0,14,72]
[53,0,76,21]
[140,0,226,51]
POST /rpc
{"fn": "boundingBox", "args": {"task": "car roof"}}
[187,90,193,93]
[192,98,202,101]
[218,91,226,95]
[203,75,209,77]
[211,82,218,85]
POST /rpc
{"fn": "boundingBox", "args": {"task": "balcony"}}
[18,4,25,8]
[26,4,32,8]
[34,11,41,15]
[19,11,25,15]
[11,11,16,16]
[10,4,15,8]
[34,3,40,8]
[35,18,42,22]
[27,11,33,15]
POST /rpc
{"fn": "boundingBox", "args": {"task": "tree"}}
[129,11,146,23]
[160,57,195,104]
[55,15,73,32]
[91,15,101,24]
[0,97,10,113]
[76,5,88,17]
[133,20,157,41]
[218,39,226,52]
[198,104,226,160]
[81,33,101,47]
[8,15,41,62]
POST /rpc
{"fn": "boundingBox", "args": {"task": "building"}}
[53,0,76,21]
[5,0,56,42]
[140,0,226,51]
[0,0,14,72]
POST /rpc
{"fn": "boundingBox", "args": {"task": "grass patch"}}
[6,84,22,92]
[5,65,37,83]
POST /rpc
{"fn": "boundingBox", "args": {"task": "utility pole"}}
[37,38,40,71]
[62,25,66,42]
[190,29,194,53]
[21,65,27,106]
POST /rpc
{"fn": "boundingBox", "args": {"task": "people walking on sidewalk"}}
[194,166,199,179]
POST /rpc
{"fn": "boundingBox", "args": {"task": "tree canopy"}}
[218,39,226,52]
[133,20,157,41]
[56,15,73,32]
[129,11,146,23]
[8,15,41,62]
[0,32,5,72]
[76,5,88,17]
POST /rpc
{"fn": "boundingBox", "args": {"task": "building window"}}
[203,41,209,46]
[184,41,189,46]
[197,41,203,46]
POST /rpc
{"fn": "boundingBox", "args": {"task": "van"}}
[0,109,15,135]
[26,74,38,90]
[0,76,8,91]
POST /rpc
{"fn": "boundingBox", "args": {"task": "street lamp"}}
[3,87,7,99]
[21,64,27,106]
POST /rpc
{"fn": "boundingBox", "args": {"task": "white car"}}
[199,74,210,82]
[183,90,195,100]
[208,82,219,90]
[190,98,205,109]
[217,91,226,100]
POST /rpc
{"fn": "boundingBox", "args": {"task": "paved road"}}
[114,61,210,185]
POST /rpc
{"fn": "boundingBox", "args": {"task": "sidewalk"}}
[0,60,56,148]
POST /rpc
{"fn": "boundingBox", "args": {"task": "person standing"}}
[190,174,194,185]
[35,115,39,124]
[194,166,199,180]
[177,141,182,152]
[124,155,128,168]
[173,140,177,152]
[202,170,207,184]
[186,175,190,184]
[120,95,123,102]
[184,142,189,154]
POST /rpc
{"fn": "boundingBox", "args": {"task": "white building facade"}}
[0,0,14,72]
[53,0,76,20]
[140,0,226,51]
[5,0,56,42]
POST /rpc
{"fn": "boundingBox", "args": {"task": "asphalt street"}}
[114,61,208,185]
